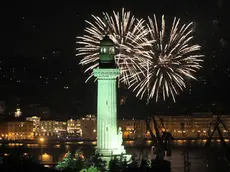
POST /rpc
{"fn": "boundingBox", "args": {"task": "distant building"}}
[118,118,148,139]
[55,121,67,139]
[26,116,41,136]
[1,113,230,141]
[156,113,230,138]
[39,120,56,139]
[80,114,96,140]
[118,118,136,139]
[0,121,34,140]
[26,117,67,139]
[67,119,82,138]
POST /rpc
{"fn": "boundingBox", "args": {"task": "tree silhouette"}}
[80,165,100,172]
[139,153,151,172]
[56,152,85,172]
[87,153,106,171]
[127,153,139,172]
[109,156,122,172]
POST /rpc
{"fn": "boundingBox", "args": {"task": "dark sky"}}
[0,0,230,118]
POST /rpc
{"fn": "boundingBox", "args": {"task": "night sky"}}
[0,1,230,118]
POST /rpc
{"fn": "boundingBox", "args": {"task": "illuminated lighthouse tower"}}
[93,35,127,158]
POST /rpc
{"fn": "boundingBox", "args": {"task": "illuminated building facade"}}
[67,119,82,138]
[118,118,148,139]
[0,121,34,140]
[55,121,67,139]
[0,113,229,141]
[39,120,56,139]
[118,114,230,139]
[157,113,230,138]
[26,116,41,136]
[80,114,96,139]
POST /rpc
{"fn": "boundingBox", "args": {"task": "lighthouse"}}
[93,35,127,158]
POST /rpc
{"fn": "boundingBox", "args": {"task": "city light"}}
[0,114,230,141]
[14,108,22,117]
[39,137,44,142]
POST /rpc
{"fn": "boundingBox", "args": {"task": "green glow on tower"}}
[93,35,126,156]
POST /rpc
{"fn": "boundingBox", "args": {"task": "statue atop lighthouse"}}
[93,35,127,158]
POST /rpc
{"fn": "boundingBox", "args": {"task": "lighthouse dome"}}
[100,35,114,46]
[99,35,116,68]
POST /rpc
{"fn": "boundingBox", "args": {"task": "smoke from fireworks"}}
[131,15,204,103]
[76,8,153,84]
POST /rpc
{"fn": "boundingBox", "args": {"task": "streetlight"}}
[39,137,44,164]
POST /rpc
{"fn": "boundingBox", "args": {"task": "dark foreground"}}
[0,155,57,172]
[0,152,172,172]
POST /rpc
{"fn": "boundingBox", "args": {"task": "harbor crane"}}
[204,116,230,171]
[145,116,173,160]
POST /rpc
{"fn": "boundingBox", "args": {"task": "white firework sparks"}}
[131,15,204,102]
[76,8,153,85]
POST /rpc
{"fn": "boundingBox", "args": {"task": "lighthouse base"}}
[96,145,127,156]
[99,154,132,170]
[96,145,131,169]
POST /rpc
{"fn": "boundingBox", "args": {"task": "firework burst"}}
[76,8,153,84]
[131,15,204,103]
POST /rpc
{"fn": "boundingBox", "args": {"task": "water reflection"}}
[53,144,61,148]
[125,140,134,146]
[8,143,23,147]
[3,139,229,148]
[0,139,229,172]
[27,144,39,148]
